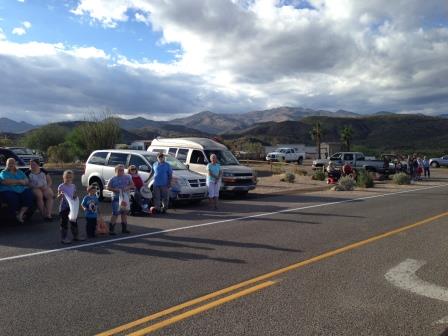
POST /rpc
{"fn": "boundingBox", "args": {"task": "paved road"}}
[1,173,448,335]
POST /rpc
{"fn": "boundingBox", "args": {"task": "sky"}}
[0,0,447,124]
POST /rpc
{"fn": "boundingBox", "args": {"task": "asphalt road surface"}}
[1,173,448,335]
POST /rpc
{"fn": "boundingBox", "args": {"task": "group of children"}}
[57,165,141,244]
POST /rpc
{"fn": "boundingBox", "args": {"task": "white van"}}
[81,149,208,202]
[148,138,257,195]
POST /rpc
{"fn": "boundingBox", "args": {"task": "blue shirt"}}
[0,169,28,193]
[108,175,132,197]
[153,161,172,187]
[206,163,221,184]
[81,195,99,218]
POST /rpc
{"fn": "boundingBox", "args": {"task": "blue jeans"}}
[0,189,34,217]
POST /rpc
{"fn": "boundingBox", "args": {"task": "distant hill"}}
[0,118,36,133]
[223,114,448,155]
[169,107,362,134]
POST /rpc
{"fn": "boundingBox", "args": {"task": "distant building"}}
[320,142,343,158]
[129,140,152,150]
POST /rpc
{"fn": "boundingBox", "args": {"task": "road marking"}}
[97,210,448,335]
[385,259,448,302]
[125,281,276,336]
[0,184,446,263]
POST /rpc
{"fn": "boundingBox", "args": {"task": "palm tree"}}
[340,125,354,151]
[310,122,323,159]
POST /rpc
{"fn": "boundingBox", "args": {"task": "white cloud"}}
[12,21,32,36]
[12,27,26,36]
[1,0,448,124]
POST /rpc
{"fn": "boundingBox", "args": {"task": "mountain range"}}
[0,107,383,134]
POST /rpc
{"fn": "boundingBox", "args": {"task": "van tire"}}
[297,157,303,165]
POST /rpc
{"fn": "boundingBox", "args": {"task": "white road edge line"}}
[1,184,446,263]
[385,259,448,302]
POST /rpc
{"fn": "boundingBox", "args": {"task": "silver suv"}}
[81,149,208,202]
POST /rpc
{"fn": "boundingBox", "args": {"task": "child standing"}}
[81,185,99,238]
[57,170,83,244]
[106,164,134,235]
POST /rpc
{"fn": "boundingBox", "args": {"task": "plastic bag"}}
[96,215,108,235]
[119,191,130,211]
[66,196,79,222]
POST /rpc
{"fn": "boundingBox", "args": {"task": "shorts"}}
[207,181,220,198]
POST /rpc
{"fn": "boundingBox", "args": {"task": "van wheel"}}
[431,161,439,168]
[297,157,303,165]
[91,180,104,201]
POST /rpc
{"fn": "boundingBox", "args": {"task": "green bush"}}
[280,172,295,183]
[312,170,326,181]
[338,176,356,191]
[392,172,411,185]
[356,169,374,188]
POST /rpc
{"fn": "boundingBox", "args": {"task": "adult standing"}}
[206,154,222,210]
[422,156,430,179]
[0,158,34,223]
[152,153,172,213]
[26,159,54,220]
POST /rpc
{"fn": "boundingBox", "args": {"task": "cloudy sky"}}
[0,0,447,124]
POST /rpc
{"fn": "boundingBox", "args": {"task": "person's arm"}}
[44,169,52,187]
[124,176,135,192]
[167,165,173,187]
[57,185,64,200]
[81,197,88,211]
[106,178,118,193]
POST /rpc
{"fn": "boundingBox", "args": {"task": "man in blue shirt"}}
[153,153,172,213]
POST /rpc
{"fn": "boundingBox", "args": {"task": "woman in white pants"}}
[206,154,222,210]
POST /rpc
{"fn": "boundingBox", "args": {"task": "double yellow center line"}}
[97,210,448,336]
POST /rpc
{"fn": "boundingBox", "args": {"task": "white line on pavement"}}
[385,259,448,302]
[1,184,447,263]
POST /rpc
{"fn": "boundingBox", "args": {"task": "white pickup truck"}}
[266,147,305,165]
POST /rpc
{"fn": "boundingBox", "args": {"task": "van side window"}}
[191,150,206,165]
[129,155,150,171]
[176,149,189,163]
[343,154,354,161]
[107,153,128,166]
[151,148,166,154]
[88,152,108,165]
[168,148,177,156]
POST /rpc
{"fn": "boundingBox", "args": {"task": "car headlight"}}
[223,172,234,177]
[177,177,189,186]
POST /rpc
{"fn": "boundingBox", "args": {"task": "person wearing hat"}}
[128,164,151,212]
[152,153,172,213]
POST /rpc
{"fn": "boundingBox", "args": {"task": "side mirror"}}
[186,164,190,170]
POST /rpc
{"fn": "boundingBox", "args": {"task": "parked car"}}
[0,148,34,222]
[429,156,448,168]
[0,148,27,170]
[6,147,44,166]
[266,148,305,164]
[312,152,398,174]
[148,137,257,195]
[81,149,208,202]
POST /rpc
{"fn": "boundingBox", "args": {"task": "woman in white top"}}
[27,159,54,220]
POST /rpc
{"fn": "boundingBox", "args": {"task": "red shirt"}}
[131,174,143,189]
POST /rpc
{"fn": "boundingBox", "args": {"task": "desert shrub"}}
[312,170,326,181]
[356,169,374,188]
[271,162,287,175]
[280,172,295,183]
[337,176,356,191]
[392,172,411,185]
[47,142,76,163]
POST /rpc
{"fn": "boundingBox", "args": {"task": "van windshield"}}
[204,150,239,166]
[144,154,187,170]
